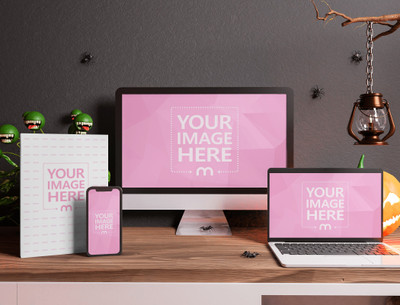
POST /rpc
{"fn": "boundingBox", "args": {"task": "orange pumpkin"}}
[383,171,400,236]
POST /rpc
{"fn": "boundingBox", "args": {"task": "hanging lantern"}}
[348,93,395,145]
[347,22,396,145]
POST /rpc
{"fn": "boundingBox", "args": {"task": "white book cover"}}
[20,133,108,258]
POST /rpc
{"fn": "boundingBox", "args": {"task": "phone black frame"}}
[267,168,383,243]
[86,186,123,256]
[115,87,294,195]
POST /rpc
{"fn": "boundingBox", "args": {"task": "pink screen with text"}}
[269,173,382,239]
[122,94,287,187]
[88,189,120,255]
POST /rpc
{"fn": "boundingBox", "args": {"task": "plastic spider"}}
[351,50,363,64]
[311,86,325,99]
[80,52,94,64]
[199,225,213,232]
[241,251,260,258]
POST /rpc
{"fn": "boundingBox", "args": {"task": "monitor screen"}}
[268,171,382,239]
[116,88,293,193]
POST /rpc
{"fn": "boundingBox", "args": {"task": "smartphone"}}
[87,186,122,256]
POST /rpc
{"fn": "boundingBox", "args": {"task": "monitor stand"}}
[176,210,232,236]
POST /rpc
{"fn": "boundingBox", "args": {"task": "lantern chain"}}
[366,21,374,94]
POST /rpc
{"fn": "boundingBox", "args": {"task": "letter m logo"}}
[196,167,214,176]
[319,224,332,230]
[60,205,72,212]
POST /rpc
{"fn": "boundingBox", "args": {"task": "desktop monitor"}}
[115,87,293,235]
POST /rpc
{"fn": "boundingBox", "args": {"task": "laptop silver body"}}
[267,168,400,268]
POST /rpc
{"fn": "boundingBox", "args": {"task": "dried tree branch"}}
[311,0,400,40]
[374,20,400,40]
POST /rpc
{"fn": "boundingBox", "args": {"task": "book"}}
[20,134,108,258]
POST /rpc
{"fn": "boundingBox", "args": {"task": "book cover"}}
[20,134,108,258]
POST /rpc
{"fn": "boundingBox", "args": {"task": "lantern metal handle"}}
[382,100,396,142]
[347,101,361,143]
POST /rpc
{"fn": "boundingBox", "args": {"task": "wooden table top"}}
[1,226,400,283]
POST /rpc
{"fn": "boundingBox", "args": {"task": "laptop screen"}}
[269,171,382,240]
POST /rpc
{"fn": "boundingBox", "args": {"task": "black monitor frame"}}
[115,87,293,194]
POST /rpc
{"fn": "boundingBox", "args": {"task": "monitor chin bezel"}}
[121,187,267,195]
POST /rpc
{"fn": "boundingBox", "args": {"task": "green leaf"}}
[0,196,18,206]
[0,168,19,178]
[0,179,14,193]
[0,179,10,184]
[2,155,18,168]
[0,171,11,178]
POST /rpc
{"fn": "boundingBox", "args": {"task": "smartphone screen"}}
[87,187,122,256]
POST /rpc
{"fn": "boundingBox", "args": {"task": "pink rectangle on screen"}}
[269,173,382,238]
[88,189,120,255]
[122,94,287,187]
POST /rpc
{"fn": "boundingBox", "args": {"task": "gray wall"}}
[1,1,399,226]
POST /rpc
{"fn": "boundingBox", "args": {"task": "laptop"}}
[268,168,400,268]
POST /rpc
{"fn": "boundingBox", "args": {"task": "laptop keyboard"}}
[275,243,399,255]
